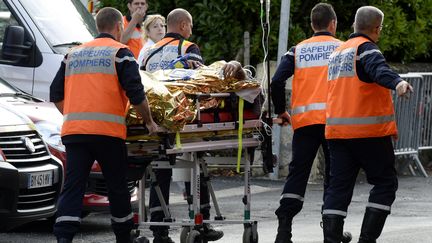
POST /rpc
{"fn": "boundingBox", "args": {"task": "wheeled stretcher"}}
[125,92,274,243]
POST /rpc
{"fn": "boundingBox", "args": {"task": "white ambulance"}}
[0,0,97,100]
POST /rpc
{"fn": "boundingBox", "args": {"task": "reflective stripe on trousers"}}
[367,202,391,212]
[322,209,347,217]
[150,206,169,213]
[200,203,210,209]
[111,212,134,223]
[280,193,304,202]
[56,216,81,224]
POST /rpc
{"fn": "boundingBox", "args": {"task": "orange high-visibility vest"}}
[291,35,342,130]
[325,36,397,139]
[62,38,129,139]
[142,37,195,72]
[123,16,143,59]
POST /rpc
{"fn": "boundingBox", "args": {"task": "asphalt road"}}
[1,175,431,243]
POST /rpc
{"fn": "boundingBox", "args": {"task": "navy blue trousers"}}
[53,136,133,240]
[275,124,330,219]
[323,136,398,217]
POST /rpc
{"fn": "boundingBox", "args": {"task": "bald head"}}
[166,8,193,38]
[167,8,192,28]
[96,7,123,33]
[354,6,384,33]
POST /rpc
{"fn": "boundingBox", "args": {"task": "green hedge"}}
[99,0,432,65]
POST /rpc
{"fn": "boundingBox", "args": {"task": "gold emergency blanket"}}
[126,61,260,131]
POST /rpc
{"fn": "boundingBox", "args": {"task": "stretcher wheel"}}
[186,230,202,243]
[243,225,258,243]
[180,226,191,243]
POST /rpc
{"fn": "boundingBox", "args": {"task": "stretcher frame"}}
[127,119,262,243]
[125,88,275,242]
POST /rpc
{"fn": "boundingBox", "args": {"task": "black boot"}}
[342,231,353,243]
[200,205,223,242]
[202,223,224,241]
[274,217,293,243]
[116,229,149,243]
[322,214,345,243]
[57,238,72,243]
[320,221,352,243]
[358,207,389,243]
[116,234,131,243]
[153,229,174,243]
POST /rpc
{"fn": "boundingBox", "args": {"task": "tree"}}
[373,0,432,62]
[99,0,432,65]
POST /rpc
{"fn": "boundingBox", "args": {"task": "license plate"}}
[28,171,53,189]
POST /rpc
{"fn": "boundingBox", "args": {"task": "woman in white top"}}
[137,14,166,66]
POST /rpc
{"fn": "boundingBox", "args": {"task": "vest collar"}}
[96,33,116,40]
[349,33,375,43]
[164,32,186,40]
[313,31,333,37]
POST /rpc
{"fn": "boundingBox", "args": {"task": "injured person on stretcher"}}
[126,60,261,131]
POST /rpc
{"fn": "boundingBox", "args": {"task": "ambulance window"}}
[0,1,19,45]
[20,0,97,52]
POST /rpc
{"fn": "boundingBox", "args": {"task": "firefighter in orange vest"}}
[50,7,157,243]
[322,6,413,243]
[141,8,232,243]
[271,3,353,243]
[140,8,204,72]
[121,0,147,59]
[141,8,244,243]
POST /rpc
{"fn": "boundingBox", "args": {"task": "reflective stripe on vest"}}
[291,35,342,130]
[295,40,340,68]
[325,36,397,139]
[65,46,117,76]
[62,38,129,139]
[291,102,326,115]
[327,47,356,81]
[327,115,394,125]
[123,16,143,59]
[64,112,125,125]
[143,37,194,72]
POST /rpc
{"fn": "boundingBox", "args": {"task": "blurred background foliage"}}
[100,0,432,65]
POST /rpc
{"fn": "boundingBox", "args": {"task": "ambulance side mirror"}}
[1,25,31,63]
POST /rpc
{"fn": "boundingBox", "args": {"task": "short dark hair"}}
[310,3,337,30]
[128,0,146,4]
[96,7,123,33]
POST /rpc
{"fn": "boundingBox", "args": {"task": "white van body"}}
[0,0,97,100]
